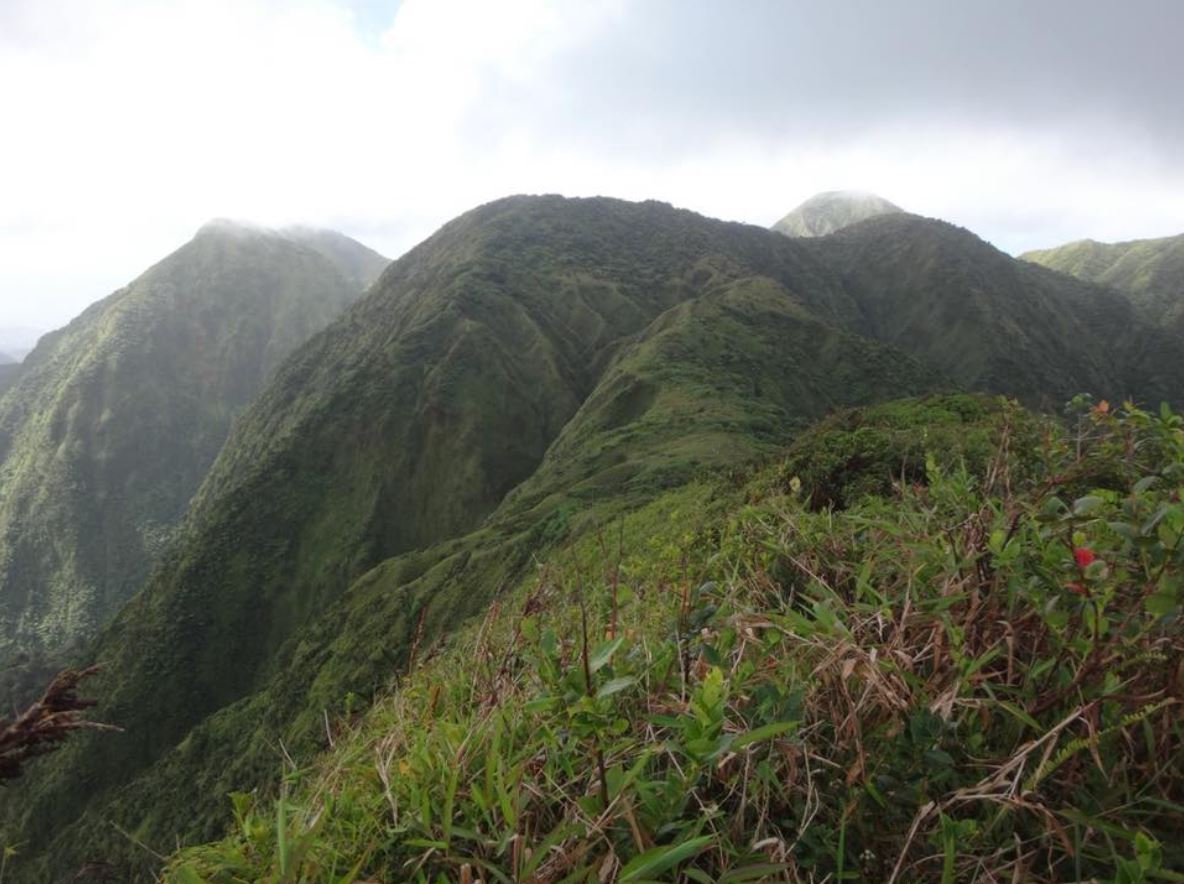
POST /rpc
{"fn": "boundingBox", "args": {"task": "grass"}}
[9,193,1184,880]
[164,397,1184,882]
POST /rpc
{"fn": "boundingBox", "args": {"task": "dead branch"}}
[0,665,117,782]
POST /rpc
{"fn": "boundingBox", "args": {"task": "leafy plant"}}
[164,399,1184,881]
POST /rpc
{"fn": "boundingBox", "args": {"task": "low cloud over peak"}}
[2,0,1183,329]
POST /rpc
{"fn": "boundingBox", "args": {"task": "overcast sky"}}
[3,0,1183,334]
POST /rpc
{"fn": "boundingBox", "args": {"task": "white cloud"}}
[2,0,1182,331]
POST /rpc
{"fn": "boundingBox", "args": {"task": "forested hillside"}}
[2,196,1181,882]
[0,223,386,705]
[1022,233,1184,337]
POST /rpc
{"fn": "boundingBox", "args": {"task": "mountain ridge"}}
[5,194,1184,880]
[805,212,1181,407]
[0,223,386,705]
[1021,231,1184,336]
[5,195,941,876]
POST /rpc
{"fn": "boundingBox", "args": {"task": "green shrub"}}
[167,400,1183,882]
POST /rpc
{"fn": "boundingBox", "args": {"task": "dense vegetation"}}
[0,223,386,705]
[0,363,19,395]
[805,215,1182,408]
[1022,233,1184,336]
[2,195,1181,881]
[166,396,1183,882]
[3,197,942,879]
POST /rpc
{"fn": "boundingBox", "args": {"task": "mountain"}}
[0,354,19,396]
[1021,232,1184,335]
[0,328,44,363]
[805,213,1183,407]
[0,222,386,704]
[280,225,392,291]
[0,364,18,395]
[2,196,937,878]
[6,195,1184,880]
[772,190,903,237]
[163,395,1184,882]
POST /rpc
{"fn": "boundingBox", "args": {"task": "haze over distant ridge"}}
[773,191,904,237]
[3,0,1183,331]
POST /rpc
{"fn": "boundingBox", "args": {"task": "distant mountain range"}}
[3,193,1181,880]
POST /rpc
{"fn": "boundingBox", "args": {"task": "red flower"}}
[1073,546,1096,568]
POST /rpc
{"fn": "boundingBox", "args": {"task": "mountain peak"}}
[772,191,904,238]
[194,217,273,239]
[188,220,388,289]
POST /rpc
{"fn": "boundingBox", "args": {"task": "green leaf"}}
[523,694,557,714]
[1142,505,1171,536]
[596,676,637,699]
[275,793,289,875]
[1072,495,1105,516]
[1145,591,1179,617]
[996,700,1042,732]
[588,636,625,673]
[1133,475,1160,494]
[1134,831,1159,870]
[719,864,792,882]
[333,857,369,884]
[732,720,798,749]
[619,835,714,881]
[540,628,559,659]
[520,616,538,642]
[1109,521,1139,541]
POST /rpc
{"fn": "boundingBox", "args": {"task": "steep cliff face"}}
[0,223,385,700]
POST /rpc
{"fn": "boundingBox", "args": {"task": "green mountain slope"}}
[0,223,385,703]
[1021,233,1184,335]
[0,363,19,395]
[772,190,903,237]
[166,395,1184,883]
[809,214,1183,407]
[279,224,391,291]
[3,196,941,878]
[6,196,1183,880]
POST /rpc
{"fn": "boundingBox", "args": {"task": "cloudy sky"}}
[3,0,1183,335]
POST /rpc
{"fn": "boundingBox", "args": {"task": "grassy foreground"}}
[165,397,1183,882]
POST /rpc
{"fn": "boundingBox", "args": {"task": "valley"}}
[0,193,1181,882]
